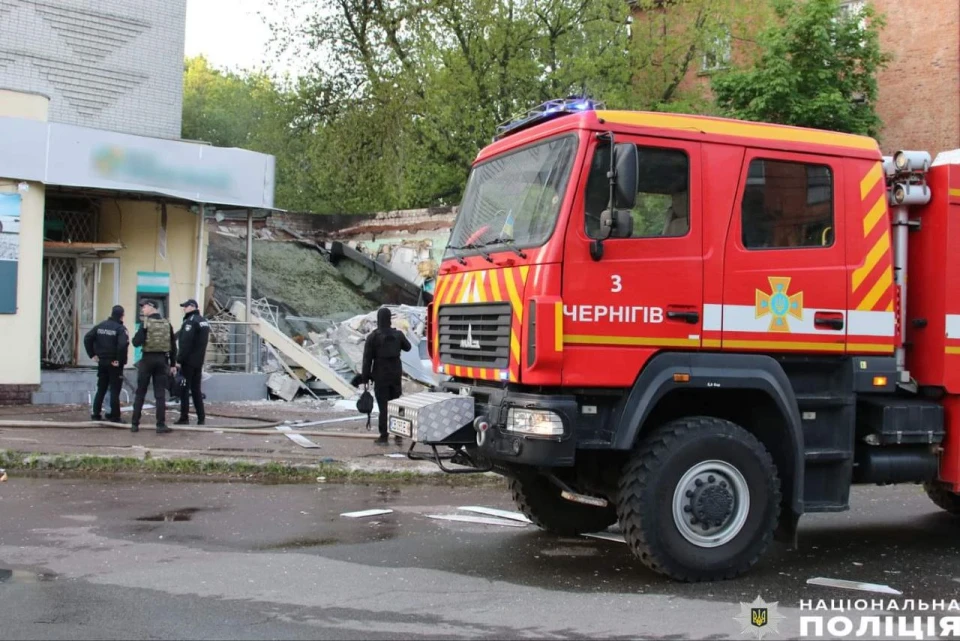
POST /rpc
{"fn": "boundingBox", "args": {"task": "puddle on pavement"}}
[136,507,207,522]
[0,569,58,584]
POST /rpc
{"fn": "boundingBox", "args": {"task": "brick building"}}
[0,0,187,139]
[633,0,960,155]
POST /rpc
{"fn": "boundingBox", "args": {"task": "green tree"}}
[182,56,316,211]
[710,0,890,137]
[263,0,752,213]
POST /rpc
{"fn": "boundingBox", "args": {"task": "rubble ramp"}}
[231,302,358,399]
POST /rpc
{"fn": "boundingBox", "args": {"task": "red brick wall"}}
[630,0,960,155]
[0,385,37,406]
[872,0,960,154]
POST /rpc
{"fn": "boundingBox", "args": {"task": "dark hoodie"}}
[361,308,412,385]
[83,305,130,364]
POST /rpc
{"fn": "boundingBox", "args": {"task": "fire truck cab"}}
[385,98,960,581]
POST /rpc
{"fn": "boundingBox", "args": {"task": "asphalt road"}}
[1,478,959,640]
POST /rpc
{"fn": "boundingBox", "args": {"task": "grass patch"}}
[0,449,503,487]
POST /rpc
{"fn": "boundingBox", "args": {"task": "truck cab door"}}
[721,151,847,353]
[561,135,703,387]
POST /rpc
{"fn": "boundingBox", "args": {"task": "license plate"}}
[388,416,412,437]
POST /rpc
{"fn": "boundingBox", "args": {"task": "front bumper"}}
[386,382,578,468]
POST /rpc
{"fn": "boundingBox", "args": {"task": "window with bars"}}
[44,196,99,243]
[44,257,76,365]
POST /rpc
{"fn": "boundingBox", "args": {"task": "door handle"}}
[667,310,700,324]
[814,312,844,331]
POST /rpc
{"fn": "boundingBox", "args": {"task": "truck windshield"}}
[447,135,578,256]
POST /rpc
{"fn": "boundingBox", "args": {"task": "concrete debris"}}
[267,372,299,402]
[426,514,529,528]
[583,532,627,544]
[806,577,902,595]
[298,305,445,389]
[341,509,394,519]
[457,506,532,524]
[274,425,321,449]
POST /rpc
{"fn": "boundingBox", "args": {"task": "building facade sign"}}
[0,117,276,210]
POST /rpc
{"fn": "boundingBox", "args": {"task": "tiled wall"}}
[0,0,187,139]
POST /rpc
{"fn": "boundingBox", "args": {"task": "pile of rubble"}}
[299,305,439,389]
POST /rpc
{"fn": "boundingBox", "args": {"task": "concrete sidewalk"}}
[0,400,457,476]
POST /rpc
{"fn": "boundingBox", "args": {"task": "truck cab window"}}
[585,144,690,239]
[741,158,834,249]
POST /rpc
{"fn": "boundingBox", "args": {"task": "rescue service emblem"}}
[756,276,803,333]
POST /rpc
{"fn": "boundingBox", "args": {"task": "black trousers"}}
[375,381,402,436]
[132,353,169,427]
[93,360,123,419]
[179,363,205,422]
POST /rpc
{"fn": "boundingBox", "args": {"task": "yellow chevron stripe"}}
[858,268,893,311]
[504,268,523,323]
[862,194,887,238]
[950,189,960,198]
[490,268,503,301]
[860,163,883,200]
[475,271,488,303]
[519,265,530,284]
[554,302,563,352]
[886,300,894,312]
[468,271,481,303]
[852,232,890,291]
[479,368,488,379]
[447,272,466,304]
[435,275,454,306]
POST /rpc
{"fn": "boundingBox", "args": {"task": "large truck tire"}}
[509,472,618,536]
[924,482,960,516]
[617,416,781,582]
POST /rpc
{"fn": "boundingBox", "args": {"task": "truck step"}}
[804,448,852,462]
[795,393,853,409]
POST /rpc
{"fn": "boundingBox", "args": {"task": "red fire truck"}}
[386,97,960,581]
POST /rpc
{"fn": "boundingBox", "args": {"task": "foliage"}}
[258,0,752,213]
[710,0,891,137]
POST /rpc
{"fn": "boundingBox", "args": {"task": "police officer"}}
[175,298,210,425]
[130,299,177,434]
[83,305,129,423]
[361,307,412,445]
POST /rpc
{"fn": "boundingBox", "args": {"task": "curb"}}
[0,449,503,487]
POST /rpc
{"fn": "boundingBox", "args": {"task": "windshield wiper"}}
[447,242,494,263]
[485,236,527,259]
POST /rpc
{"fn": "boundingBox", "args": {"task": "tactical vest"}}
[142,317,171,353]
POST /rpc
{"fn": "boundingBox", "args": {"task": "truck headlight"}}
[506,408,564,437]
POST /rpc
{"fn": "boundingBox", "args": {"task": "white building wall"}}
[0,0,186,139]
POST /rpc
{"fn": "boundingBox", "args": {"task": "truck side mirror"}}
[598,209,634,240]
[613,143,638,210]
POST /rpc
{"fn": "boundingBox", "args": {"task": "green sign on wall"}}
[0,193,22,314]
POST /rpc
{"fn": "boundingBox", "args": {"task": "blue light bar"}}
[494,97,604,140]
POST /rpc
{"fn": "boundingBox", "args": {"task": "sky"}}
[184,0,282,74]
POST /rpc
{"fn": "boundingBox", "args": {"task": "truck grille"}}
[438,303,512,370]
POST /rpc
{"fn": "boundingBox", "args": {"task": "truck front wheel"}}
[924,482,960,516]
[617,416,781,582]
[509,472,618,536]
